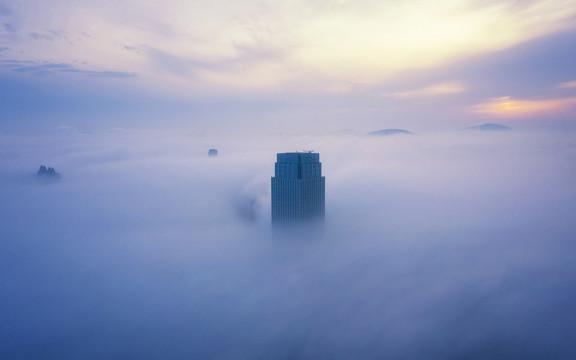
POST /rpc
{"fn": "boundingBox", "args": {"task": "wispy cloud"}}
[0,6,11,16]
[3,22,15,32]
[469,96,576,117]
[29,32,54,41]
[384,82,466,99]
[559,80,576,88]
[1,60,136,78]
[1,0,575,93]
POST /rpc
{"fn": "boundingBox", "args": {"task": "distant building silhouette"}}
[208,149,218,157]
[271,152,325,230]
[37,165,61,180]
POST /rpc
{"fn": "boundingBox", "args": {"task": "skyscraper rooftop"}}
[271,152,325,231]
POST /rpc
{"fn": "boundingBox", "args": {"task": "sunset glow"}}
[469,96,576,118]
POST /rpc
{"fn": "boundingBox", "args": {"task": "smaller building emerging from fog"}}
[208,149,218,157]
[271,152,325,231]
[37,165,61,181]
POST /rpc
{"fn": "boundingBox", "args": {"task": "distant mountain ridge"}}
[465,123,511,131]
[368,129,413,136]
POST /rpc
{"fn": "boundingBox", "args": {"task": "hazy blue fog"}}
[1,128,575,359]
[3,0,576,358]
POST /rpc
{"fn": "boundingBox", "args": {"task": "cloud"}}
[293,0,576,84]
[411,29,576,102]
[2,22,14,32]
[384,82,466,99]
[469,96,576,118]
[0,1,575,138]
[0,5,11,16]
[139,45,200,77]
[1,128,575,359]
[28,30,70,42]
[559,80,576,88]
[29,32,54,41]
[1,0,575,93]
[1,60,136,78]
[123,45,141,53]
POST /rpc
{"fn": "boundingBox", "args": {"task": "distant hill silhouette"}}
[465,123,511,131]
[368,129,413,136]
[37,165,61,180]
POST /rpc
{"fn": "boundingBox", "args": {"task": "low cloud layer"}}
[1,128,575,359]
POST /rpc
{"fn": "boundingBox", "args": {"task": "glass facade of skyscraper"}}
[271,152,325,230]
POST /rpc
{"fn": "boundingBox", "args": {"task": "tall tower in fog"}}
[271,152,325,230]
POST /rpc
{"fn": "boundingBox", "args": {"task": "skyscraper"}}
[271,152,325,230]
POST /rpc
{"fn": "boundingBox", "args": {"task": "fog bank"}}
[1,128,575,359]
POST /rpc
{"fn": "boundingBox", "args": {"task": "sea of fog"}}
[1,128,575,359]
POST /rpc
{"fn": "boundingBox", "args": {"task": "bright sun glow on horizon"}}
[469,96,576,118]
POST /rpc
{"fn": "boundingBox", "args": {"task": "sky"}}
[1,1,576,359]
[1,0,576,133]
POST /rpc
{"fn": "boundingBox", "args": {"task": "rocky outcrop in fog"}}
[37,165,61,180]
